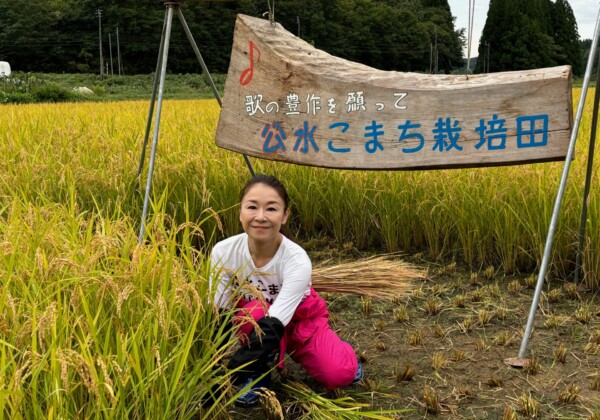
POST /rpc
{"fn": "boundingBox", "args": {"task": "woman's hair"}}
[240,174,290,211]
[240,174,293,237]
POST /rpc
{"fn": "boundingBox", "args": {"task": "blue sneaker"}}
[352,360,363,384]
[235,374,272,408]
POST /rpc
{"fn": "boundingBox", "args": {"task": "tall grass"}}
[0,192,240,417]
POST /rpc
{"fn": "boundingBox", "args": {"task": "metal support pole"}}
[136,12,169,182]
[138,4,175,244]
[516,7,600,359]
[176,8,255,176]
[574,51,600,284]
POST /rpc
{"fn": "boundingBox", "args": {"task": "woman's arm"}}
[267,251,312,326]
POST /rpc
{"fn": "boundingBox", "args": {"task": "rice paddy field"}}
[0,89,598,418]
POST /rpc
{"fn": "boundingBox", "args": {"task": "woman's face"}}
[239,183,289,244]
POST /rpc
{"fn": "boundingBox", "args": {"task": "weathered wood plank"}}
[215,14,573,170]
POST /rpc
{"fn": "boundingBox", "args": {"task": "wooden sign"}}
[215,14,573,170]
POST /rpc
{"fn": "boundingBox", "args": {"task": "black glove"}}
[227,316,284,385]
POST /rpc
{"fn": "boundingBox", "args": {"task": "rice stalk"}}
[312,255,426,298]
[282,380,409,419]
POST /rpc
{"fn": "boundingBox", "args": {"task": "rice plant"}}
[493,331,514,346]
[574,305,593,324]
[282,380,409,418]
[458,316,474,334]
[487,377,503,388]
[394,364,416,382]
[553,343,568,364]
[517,393,539,417]
[259,388,284,420]
[450,349,467,362]
[502,406,517,420]
[584,343,599,355]
[544,314,562,329]
[556,383,580,404]
[564,283,580,300]
[361,297,372,317]
[433,323,447,338]
[375,341,388,352]
[0,195,239,417]
[525,274,537,289]
[483,266,495,280]
[507,280,523,295]
[477,309,494,326]
[546,288,562,303]
[453,294,467,308]
[422,386,442,414]
[591,376,600,391]
[590,330,600,344]
[408,330,424,346]
[423,297,442,316]
[431,352,449,370]
[471,288,484,303]
[495,305,509,320]
[523,357,541,375]
[475,338,490,352]
[393,305,409,323]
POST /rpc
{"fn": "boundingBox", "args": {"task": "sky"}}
[447,0,599,58]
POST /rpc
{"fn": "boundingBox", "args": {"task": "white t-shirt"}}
[210,233,312,326]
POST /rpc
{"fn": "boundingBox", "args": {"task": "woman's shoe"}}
[352,360,363,384]
[235,373,272,407]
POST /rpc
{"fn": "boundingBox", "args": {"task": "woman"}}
[210,174,362,407]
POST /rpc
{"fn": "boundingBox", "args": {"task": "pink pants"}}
[233,289,358,391]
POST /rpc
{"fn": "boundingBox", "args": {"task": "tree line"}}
[0,0,585,76]
[477,0,583,74]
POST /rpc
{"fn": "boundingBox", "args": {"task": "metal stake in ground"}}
[574,50,600,285]
[138,3,174,244]
[505,6,600,368]
[137,1,256,244]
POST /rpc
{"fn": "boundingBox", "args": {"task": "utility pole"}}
[97,9,103,78]
[109,33,114,76]
[433,28,438,74]
[429,43,433,73]
[296,16,300,37]
[486,42,491,73]
[116,26,123,76]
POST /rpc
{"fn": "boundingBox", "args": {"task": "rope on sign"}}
[267,0,275,25]
[467,0,475,72]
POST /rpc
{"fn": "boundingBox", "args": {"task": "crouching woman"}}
[210,174,362,407]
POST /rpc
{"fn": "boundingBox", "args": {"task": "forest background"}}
[0,0,590,78]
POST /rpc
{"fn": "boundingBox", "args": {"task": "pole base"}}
[504,357,529,368]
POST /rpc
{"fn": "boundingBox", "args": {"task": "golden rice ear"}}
[259,388,284,420]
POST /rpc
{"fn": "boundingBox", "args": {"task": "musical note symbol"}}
[239,40,261,86]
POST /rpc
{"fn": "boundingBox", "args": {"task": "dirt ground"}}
[228,253,600,419]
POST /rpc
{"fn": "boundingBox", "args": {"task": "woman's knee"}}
[296,332,358,390]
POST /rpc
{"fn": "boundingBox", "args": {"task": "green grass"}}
[0,72,226,103]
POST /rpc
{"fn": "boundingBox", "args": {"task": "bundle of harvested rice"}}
[311,254,427,298]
